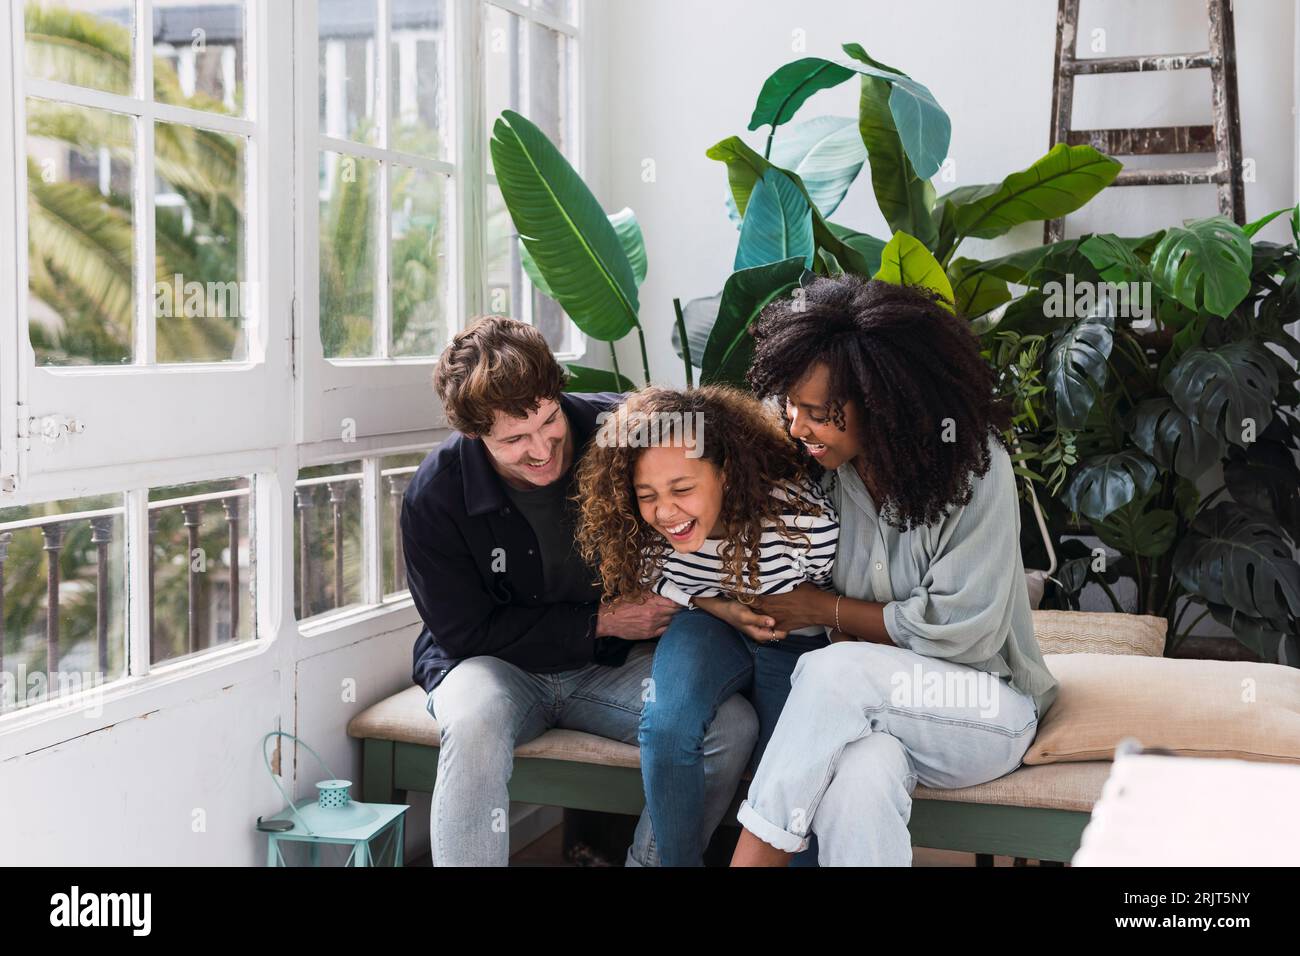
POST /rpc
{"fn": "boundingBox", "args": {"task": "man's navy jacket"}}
[403,390,632,694]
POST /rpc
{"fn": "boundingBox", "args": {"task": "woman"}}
[574,386,836,867]
[730,275,1060,866]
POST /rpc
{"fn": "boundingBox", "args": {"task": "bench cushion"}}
[347,685,1108,812]
[1031,609,1165,657]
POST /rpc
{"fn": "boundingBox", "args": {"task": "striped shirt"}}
[651,478,839,635]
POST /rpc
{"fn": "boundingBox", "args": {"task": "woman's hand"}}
[751,582,835,634]
[691,596,788,642]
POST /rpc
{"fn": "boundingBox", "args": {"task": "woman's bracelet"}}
[834,593,843,634]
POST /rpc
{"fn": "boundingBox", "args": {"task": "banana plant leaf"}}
[521,206,648,299]
[766,115,867,218]
[945,144,1121,244]
[707,136,876,275]
[735,168,815,271]
[1129,398,1224,480]
[701,257,808,388]
[1062,449,1159,521]
[747,55,950,179]
[1046,301,1114,429]
[671,292,721,371]
[1173,502,1300,626]
[1164,342,1279,448]
[490,110,639,341]
[826,223,885,275]
[1150,215,1252,318]
[949,257,1012,318]
[1242,204,1298,239]
[564,363,636,393]
[873,231,954,307]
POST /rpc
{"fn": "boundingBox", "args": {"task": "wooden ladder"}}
[1044,0,1246,242]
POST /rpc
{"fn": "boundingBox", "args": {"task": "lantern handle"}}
[261,730,340,835]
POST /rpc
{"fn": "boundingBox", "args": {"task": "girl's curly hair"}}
[574,385,818,604]
[746,275,1011,531]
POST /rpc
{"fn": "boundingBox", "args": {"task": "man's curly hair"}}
[574,385,819,604]
[747,275,1011,531]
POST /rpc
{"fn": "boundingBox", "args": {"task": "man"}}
[402,316,758,866]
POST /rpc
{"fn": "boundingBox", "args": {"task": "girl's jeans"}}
[634,607,827,866]
[737,640,1040,865]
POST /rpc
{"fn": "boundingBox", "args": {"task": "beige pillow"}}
[1025,653,1300,765]
[1032,609,1166,657]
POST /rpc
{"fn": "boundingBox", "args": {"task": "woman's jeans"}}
[635,607,827,866]
[737,640,1040,865]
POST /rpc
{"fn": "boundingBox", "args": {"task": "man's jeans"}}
[425,640,759,866]
[737,640,1039,866]
[636,609,827,866]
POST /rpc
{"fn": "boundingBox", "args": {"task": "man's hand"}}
[750,582,833,633]
[691,596,788,643]
[596,594,680,640]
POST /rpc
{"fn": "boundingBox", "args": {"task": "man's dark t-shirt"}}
[502,468,600,605]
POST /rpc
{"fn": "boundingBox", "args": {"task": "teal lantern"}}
[260,731,408,867]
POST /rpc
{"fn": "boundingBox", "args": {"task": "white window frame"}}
[2,0,294,484]
[295,0,585,449]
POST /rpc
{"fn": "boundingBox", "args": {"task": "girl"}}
[574,385,838,866]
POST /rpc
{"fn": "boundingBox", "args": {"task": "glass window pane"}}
[153,0,246,116]
[0,492,126,714]
[318,0,378,145]
[390,0,448,159]
[148,477,254,665]
[390,166,451,357]
[319,150,379,358]
[528,21,571,159]
[25,0,135,97]
[533,284,575,355]
[485,182,521,318]
[534,0,576,25]
[484,4,521,155]
[154,122,248,363]
[26,97,135,367]
[380,452,426,596]
[294,462,364,619]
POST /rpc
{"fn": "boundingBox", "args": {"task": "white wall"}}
[590,0,1299,385]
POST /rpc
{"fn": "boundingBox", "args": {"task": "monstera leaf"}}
[490,110,638,340]
[1062,449,1159,522]
[1164,342,1279,448]
[1150,215,1252,318]
[701,257,808,388]
[1129,398,1224,481]
[1206,602,1292,662]
[873,231,953,306]
[1079,233,1149,283]
[1093,498,1178,558]
[735,168,815,270]
[1173,503,1300,627]
[1046,302,1114,429]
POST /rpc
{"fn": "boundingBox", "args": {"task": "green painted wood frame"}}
[360,737,1090,862]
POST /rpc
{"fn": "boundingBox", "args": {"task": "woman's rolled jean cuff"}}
[736,799,810,854]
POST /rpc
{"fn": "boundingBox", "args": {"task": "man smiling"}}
[401,316,758,866]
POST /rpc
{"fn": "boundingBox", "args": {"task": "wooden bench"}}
[347,610,1169,863]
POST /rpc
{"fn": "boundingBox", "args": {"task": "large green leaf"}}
[563,364,636,393]
[767,116,867,218]
[1093,499,1178,558]
[702,258,808,388]
[1046,303,1114,429]
[750,54,950,179]
[707,136,876,275]
[962,238,1084,286]
[872,231,954,307]
[1062,449,1158,521]
[949,257,1012,318]
[1223,421,1300,544]
[850,58,937,247]
[1079,233,1148,283]
[490,110,638,341]
[1174,503,1300,626]
[735,168,815,271]
[1129,398,1223,480]
[521,206,647,299]
[948,144,1121,242]
[1150,215,1251,317]
[1205,603,1291,662]
[826,223,885,275]
[1164,342,1279,448]
[671,292,721,370]
[747,58,856,133]
[1242,204,1297,239]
